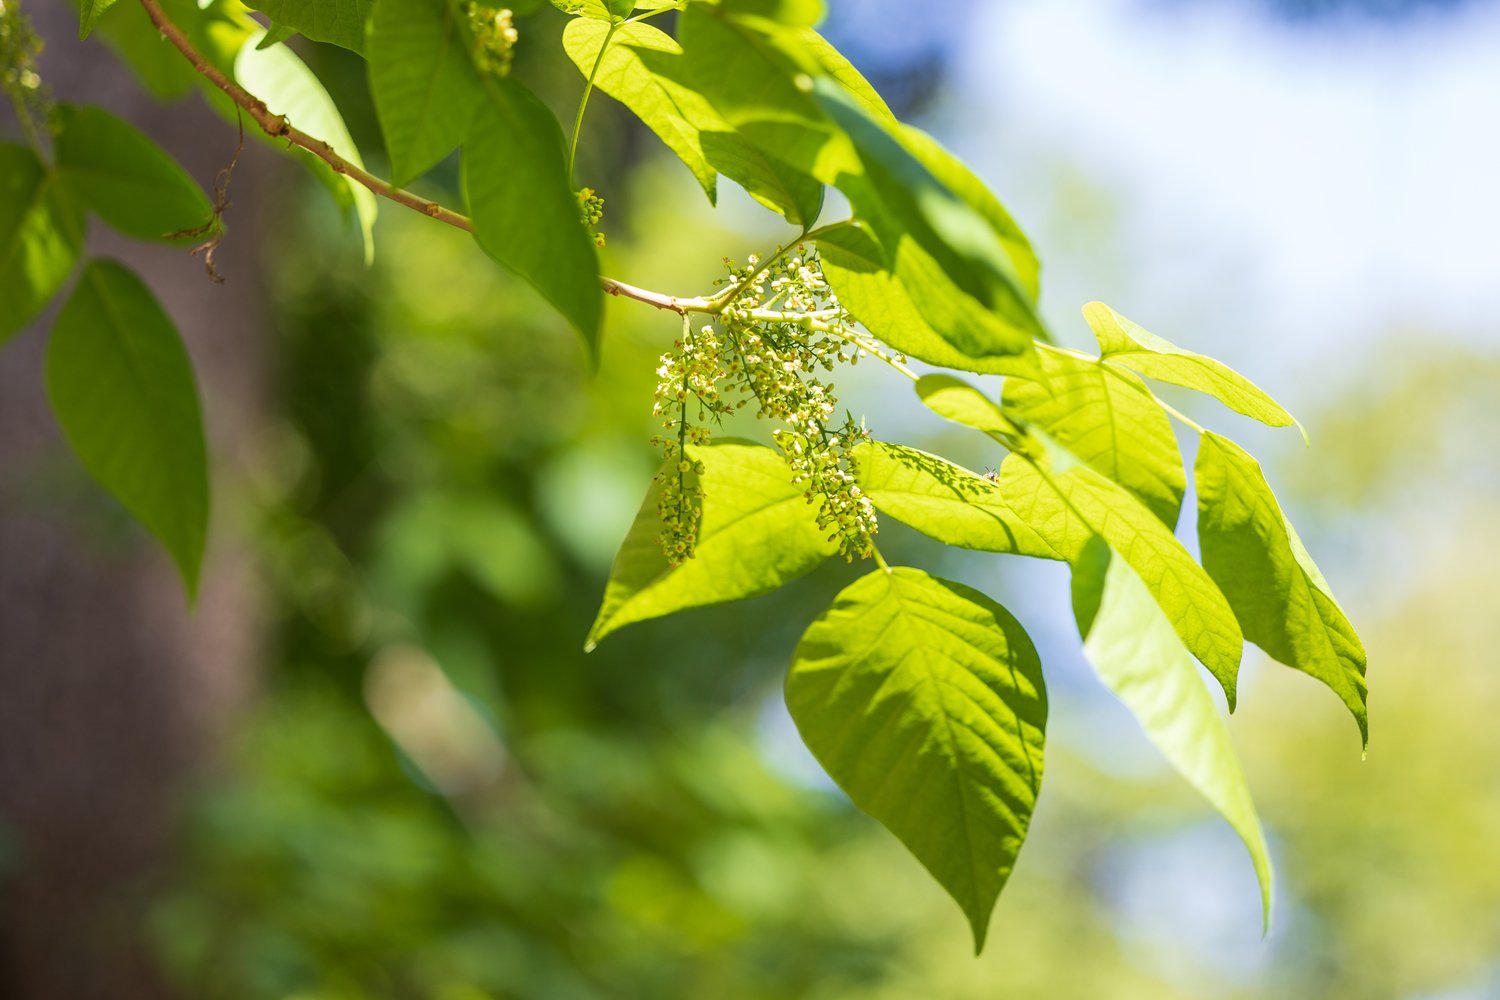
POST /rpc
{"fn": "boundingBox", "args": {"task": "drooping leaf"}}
[853,442,1064,560]
[78,0,120,39]
[817,223,1018,374]
[368,0,485,187]
[916,374,1024,444]
[700,131,824,226]
[46,260,209,598]
[787,566,1046,952]
[587,441,836,648]
[1072,539,1273,927]
[1084,301,1301,436]
[811,78,1047,348]
[1001,453,1245,707]
[1195,432,1368,745]
[235,29,378,263]
[562,19,717,201]
[244,0,375,53]
[53,104,215,243]
[255,22,300,49]
[0,145,83,345]
[462,78,602,358]
[1003,346,1186,527]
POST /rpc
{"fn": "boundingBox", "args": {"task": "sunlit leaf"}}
[587,441,836,648]
[1084,301,1301,436]
[1003,346,1186,527]
[236,29,378,263]
[0,145,83,345]
[1196,432,1368,745]
[46,260,209,598]
[463,78,602,358]
[1072,538,1273,927]
[916,374,1024,443]
[787,566,1046,952]
[54,103,214,243]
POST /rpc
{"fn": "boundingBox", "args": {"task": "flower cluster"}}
[647,247,879,564]
[0,0,49,138]
[576,187,606,248]
[468,5,518,77]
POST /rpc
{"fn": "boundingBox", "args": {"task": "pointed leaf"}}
[1001,454,1244,707]
[853,442,1064,560]
[78,0,121,39]
[1072,539,1273,927]
[368,0,485,187]
[463,79,603,358]
[588,441,836,648]
[787,566,1046,952]
[1003,346,1186,527]
[235,30,378,263]
[53,104,214,243]
[244,0,375,53]
[1195,432,1368,745]
[1085,301,1300,434]
[0,145,83,345]
[916,374,1024,443]
[46,260,209,597]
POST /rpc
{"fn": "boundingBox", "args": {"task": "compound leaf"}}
[53,103,214,243]
[1072,539,1273,927]
[1003,346,1186,527]
[588,441,836,648]
[1196,432,1368,745]
[46,260,209,598]
[0,145,83,345]
[368,0,484,187]
[787,566,1046,952]
[463,78,602,358]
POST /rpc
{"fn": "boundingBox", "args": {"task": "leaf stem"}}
[567,19,618,188]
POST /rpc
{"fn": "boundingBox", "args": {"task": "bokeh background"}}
[3,0,1499,997]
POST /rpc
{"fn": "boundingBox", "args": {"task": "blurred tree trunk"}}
[0,8,269,997]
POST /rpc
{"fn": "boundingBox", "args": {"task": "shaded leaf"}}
[1003,346,1186,527]
[462,78,602,358]
[53,103,214,243]
[1085,301,1301,435]
[1196,432,1368,745]
[236,29,378,263]
[245,0,374,53]
[587,441,836,648]
[368,0,485,187]
[0,145,83,345]
[787,566,1046,952]
[1072,538,1273,927]
[46,260,209,598]
[78,0,120,39]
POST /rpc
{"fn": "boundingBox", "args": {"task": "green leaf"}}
[46,260,209,598]
[853,441,1064,560]
[786,566,1046,952]
[816,223,1019,374]
[701,131,824,226]
[1001,453,1245,707]
[463,78,602,358]
[255,22,300,49]
[78,0,120,39]
[722,0,824,26]
[1195,432,1368,745]
[1072,539,1273,928]
[368,0,484,187]
[0,145,83,345]
[235,29,378,263]
[244,0,374,53]
[1003,346,1186,527]
[562,19,717,201]
[551,0,619,20]
[811,78,1047,347]
[1084,301,1301,436]
[916,374,1024,443]
[53,104,215,243]
[587,440,837,648]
